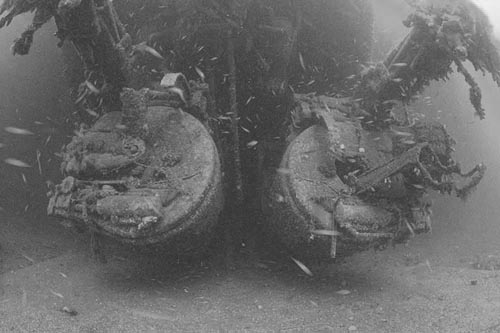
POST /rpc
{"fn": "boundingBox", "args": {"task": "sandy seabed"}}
[1,209,500,333]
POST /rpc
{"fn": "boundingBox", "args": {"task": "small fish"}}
[382,99,399,105]
[49,289,64,299]
[346,74,356,80]
[84,80,100,94]
[425,259,433,272]
[392,78,403,83]
[167,87,187,104]
[405,219,415,236]
[4,158,31,168]
[142,44,164,59]
[411,183,425,189]
[311,229,340,236]
[246,140,258,148]
[298,52,306,70]
[114,124,127,130]
[194,66,205,81]
[85,108,98,117]
[245,96,255,105]
[59,272,67,278]
[349,169,362,176]
[36,149,42,175]
[21,173,27,184]
[391,129,413,137]
[391,62,408,68]
[74,90,88,104]
[336,289,351,295]
[21,253,34,263]
[401,140,416,145]
[240,126,251,134]
[291,257,313,277]
[4,127,34,135]
[276,168,291,175]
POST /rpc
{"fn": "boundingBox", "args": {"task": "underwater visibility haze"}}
[0,1,499,331]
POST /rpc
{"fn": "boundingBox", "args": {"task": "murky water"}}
[0,0,498,266]
[0,1,496,254]
[0,16,74,214]
[1,2,500,331]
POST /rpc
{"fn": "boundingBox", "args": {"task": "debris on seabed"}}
[60,306,78,316]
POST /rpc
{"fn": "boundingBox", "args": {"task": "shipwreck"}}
[0,0,497,260]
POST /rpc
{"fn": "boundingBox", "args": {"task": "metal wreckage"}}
[1,0,497,260]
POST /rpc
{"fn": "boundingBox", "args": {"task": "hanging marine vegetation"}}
[354,0,500,123]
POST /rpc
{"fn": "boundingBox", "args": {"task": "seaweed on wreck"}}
[355,0,500,122]
[0,0,129,114]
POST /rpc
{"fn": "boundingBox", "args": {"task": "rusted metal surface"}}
[48,102,223,249]
[265,95,485,260]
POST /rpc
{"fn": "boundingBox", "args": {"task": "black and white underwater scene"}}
[1,0,500,331]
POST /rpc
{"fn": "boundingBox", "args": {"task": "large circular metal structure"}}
[48,104,223,251]
[264,95,486,260]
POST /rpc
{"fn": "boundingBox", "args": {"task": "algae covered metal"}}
[47,83,223,249]
[265,94,485,259]
[0,0,498,259]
